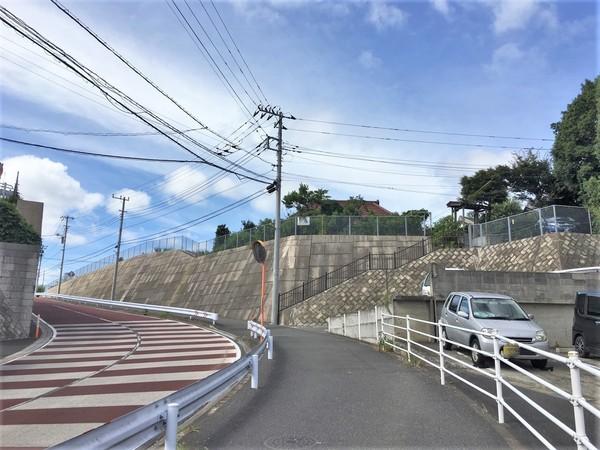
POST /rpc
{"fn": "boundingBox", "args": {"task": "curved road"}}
[0,298,240,449]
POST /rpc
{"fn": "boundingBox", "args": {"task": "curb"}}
[1,316,56,365]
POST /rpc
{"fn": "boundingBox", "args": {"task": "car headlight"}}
[480,327,497,336]
[533,330,547,342]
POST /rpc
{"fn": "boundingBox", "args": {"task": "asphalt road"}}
[178,323,519,449]
[0,298,240,449]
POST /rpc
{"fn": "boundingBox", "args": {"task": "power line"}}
[1,137,218,163]
[287,128,551,151]
[1,123,204,137]
[293,117,554,142]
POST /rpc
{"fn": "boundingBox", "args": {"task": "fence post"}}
[552,205,557,233]
[164,403,179,450]
[568,351,587,450]
[404,216,408,236]
[357,311,361,341]
[588,209,593,235]
[348,216,351,235]
[224,234,227,249]
[343,313,346,336]
[321,216,324,235]
[236,233,239,247]
[406,315,411,362]
[437,322,445,385]
[376,216,380,236]
[251,354,259,389]
[327,317,330,333]
[538,208,544,236]
[374,306,378,339]
[491,333,505,424]
[507,217,512,242]
[295,218,297,235]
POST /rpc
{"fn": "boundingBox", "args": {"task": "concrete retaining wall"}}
[55,235,421,320]
[0,242,39,340]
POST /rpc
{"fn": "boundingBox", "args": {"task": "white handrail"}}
[41,293,219,324]
[333,309,599,450]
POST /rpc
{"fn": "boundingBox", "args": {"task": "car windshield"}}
[471,297,529,320]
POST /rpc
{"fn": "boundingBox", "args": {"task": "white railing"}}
[328,308,599,450]
[44,310,273,449]
[41,293,219,324]
[248,320,274,361]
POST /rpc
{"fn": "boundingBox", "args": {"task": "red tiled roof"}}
[332,199,394,216]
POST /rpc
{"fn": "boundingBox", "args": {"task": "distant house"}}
[315,199,395,216]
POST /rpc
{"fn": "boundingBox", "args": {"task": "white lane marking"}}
[75,370,220,386]
[1,360,118,371]
[18,352,129,361]
[125,349,236,359]
[37,345,135,353]
[13,391,174,410]
[0,423,103,447]
[48,339,138,346]
[1,371,97,382]
[105,356,238,372]
[54,323,123,328]
[0,387,57,400]
[135,342,233,351]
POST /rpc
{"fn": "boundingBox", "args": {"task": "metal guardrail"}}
[41,296,274,449]
[278,240,430,311]
[371,313,599,450]
[41,293,219,324]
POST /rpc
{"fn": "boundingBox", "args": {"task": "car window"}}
[587,295,600,318]
[459,298,470,316]
[448,295,460,313]
[471,297,528,320]
[576,294,586,315]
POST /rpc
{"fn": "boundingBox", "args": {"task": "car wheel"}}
[442,328,452,350]
[574,335,589,358]
[471,338,487,368]
[531,359,548,369]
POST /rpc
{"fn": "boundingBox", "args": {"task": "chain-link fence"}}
[49,214,429,287]
[468,205,592,247]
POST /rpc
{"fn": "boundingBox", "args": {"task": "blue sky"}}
[0,0,597,282]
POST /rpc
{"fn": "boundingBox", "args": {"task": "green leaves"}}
[0,199,41,245]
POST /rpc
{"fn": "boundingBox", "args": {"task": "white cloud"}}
[431,0,450,17]
[367,2,407,30]
[358,50,382,69]
[162,166,209,204]
[1,155,104,235]
[232,0,285,24]
[484,42,524,73]
[106,188,151,216]
[490,0,558,34]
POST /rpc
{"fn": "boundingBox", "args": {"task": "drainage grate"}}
[264,436,317,449]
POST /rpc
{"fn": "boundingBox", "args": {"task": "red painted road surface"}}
[0,298,240,449]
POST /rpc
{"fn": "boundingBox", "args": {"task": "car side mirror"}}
[528,313,534,320]
[458,311,469,319]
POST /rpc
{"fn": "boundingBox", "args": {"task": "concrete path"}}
[179,323,516,449]
[0,298,240,449]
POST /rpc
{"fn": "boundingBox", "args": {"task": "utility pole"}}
[255,105,295,325]
[57,216,73,295]
[35,244,47,292]
[111,194,129,301]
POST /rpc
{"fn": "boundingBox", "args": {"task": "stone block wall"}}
[0,242,39,340]
[55,234,421,320]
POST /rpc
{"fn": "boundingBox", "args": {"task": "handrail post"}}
[568,351,587,450]
[406,315,411,362]
[437,322,445,386]
[251,354,259,389]
[267,333,274,360]
[164,403,179,450]
[492,332,505,424]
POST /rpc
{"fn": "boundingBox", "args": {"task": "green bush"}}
[0,199,41,245]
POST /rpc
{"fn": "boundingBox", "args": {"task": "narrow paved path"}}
[179,322,514,449]
[0,298,240,449]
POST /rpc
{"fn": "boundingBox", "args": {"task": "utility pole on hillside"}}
[111,194,129,301]
[35,244,47,291]
[255,105,295,325]
[57,216,73,295]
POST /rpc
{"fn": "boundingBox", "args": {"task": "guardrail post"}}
[251,354,259,389]
[437,322,445,386]
[492,332,505,424]
[357,311,361,341]
[267,333,274,360]
[568,351,587,450]
[164,402,179,450]
[406,315,411,362]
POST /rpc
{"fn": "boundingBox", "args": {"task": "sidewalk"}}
[178,323,515,449]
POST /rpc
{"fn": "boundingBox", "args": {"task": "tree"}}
[507,151,554,207]
[282,183,329,213]
[431,215,464,248]
[460,166,510,208]
[551,78,599,204]
[215,224,230,237]
[0,199,41,245]
[489,199,523,220]
[582,176,600,233]
[241,220,256,230]
[342,195,365,215]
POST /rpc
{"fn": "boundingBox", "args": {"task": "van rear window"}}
[587,295,600,317]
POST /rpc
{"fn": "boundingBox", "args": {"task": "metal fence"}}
[469,205,592,247]
[49,214,429,287]
[328,309,600,450]
[279,240,430,311]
